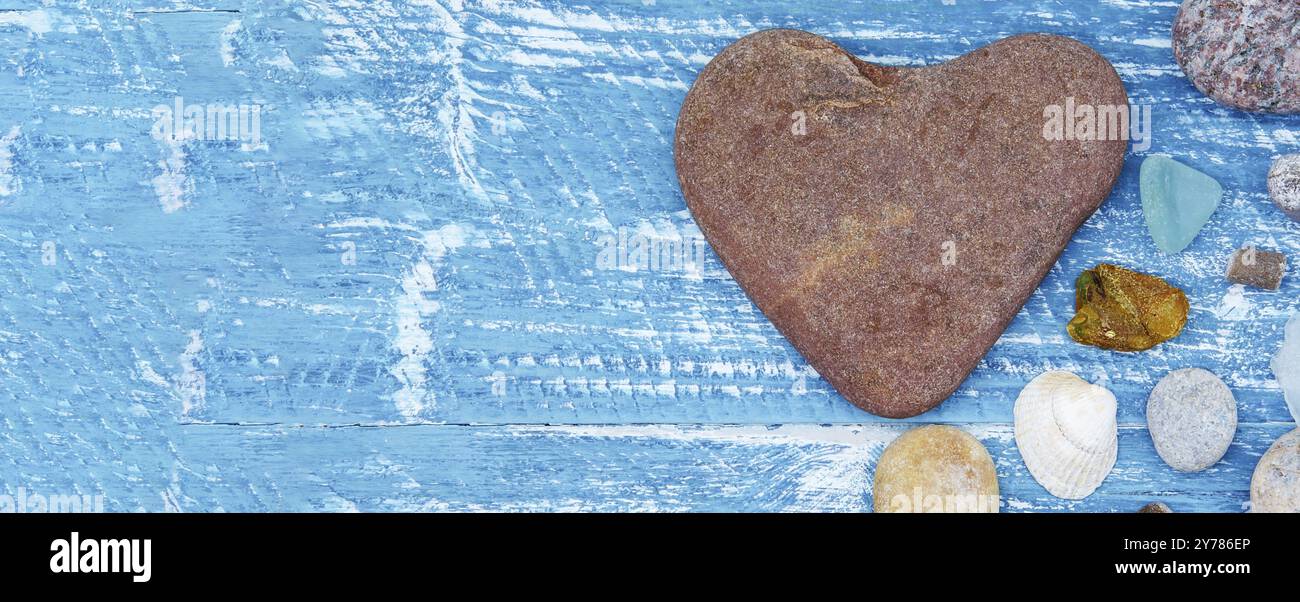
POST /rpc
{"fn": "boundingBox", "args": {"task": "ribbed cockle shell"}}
[1014,371,1118,500]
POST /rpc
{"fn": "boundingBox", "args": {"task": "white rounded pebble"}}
[1147,368,1237,472]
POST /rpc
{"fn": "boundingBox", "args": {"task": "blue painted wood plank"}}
[3,0,1294,426]
[0,0,1296,512]
[3,421,1287,512]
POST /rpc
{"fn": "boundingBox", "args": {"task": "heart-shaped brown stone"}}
[674,30,1127,418]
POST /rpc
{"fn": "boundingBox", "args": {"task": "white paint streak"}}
[1111,61,1182,78]
[325,217,418,231]
[0,126,20,197]
[219,19,242,67]
[0,9,52,35]
[1130,37,1172,48]
[152,137,189,213]
[177,331,206,417]
[391,257,441,418]
[420,0,491,202]
[353,220,489,419]
[584,72,688,90]
[499,49,583,68]
[136,361,170,390]
[1101,0,1180,7]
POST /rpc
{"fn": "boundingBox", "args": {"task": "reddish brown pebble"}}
[1226,247,1287,290]
[1138,502,1173,513]
[1173,0,1300,114]
[674,29,1127,417]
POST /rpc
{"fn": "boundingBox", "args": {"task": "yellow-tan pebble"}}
[873,425,1000,513]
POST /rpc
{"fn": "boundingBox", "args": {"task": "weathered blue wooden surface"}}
[0,0,1296,512]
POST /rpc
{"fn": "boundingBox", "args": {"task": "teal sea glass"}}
[1139,155,1223,254]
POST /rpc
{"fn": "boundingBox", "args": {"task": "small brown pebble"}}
[1138,502,1172,513]
[1225,247,1286,290]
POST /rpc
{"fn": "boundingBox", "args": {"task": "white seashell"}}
[1014,370,1119,500]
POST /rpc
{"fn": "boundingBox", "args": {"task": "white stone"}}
[1271,312,1300,425]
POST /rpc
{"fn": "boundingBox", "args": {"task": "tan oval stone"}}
[1251,428,1300,513]
[873,425,1000,513]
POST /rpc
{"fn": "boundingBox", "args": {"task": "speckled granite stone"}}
[1269,154,1300,221]
[1172,0,1300,114]
[675,29,1128,417]
[1147,368,1237,472]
